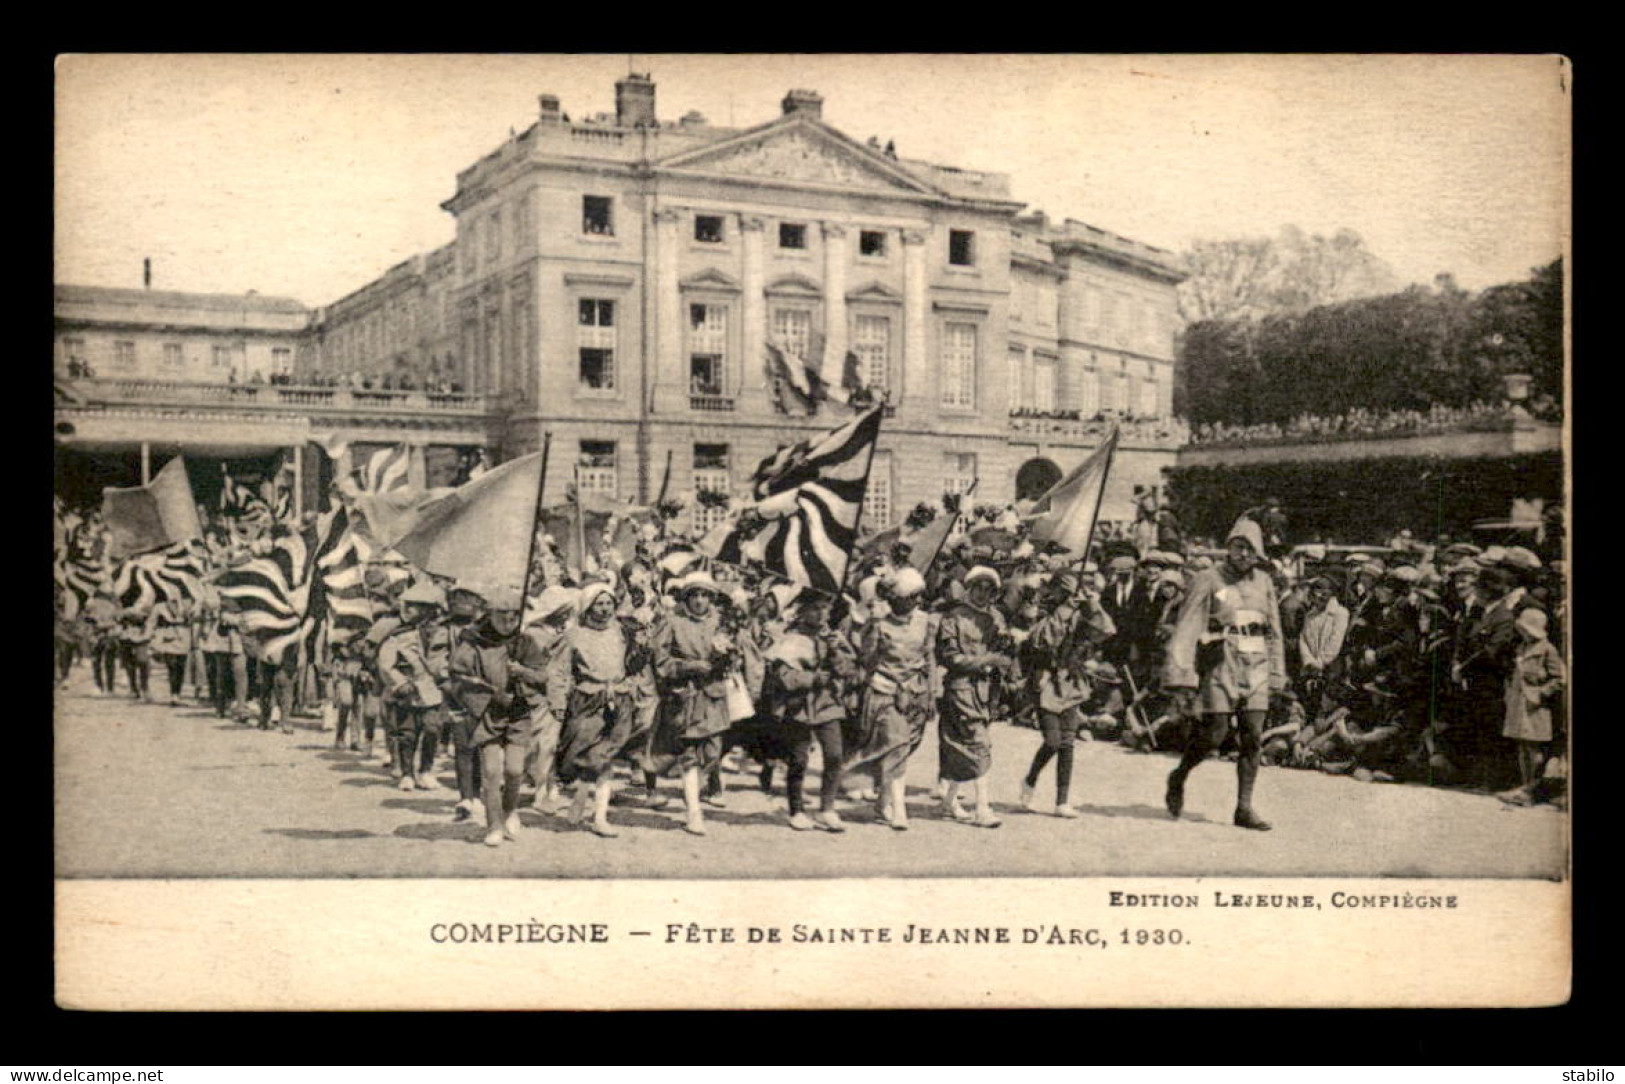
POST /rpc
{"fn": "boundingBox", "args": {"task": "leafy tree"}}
[1176,226,1399,323]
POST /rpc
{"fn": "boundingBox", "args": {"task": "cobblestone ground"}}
[54,665,1566,880]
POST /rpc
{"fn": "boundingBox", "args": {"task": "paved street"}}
[54,665,1565,881]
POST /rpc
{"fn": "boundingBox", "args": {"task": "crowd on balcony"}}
[1187,398,1561,448]
[226,369,468,395]
[1006,408,1191,444]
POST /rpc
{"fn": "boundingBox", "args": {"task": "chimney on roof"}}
[615,73,656,128]
[538,94,563,124]
[781,89,823,119]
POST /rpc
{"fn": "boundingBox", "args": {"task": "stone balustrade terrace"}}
[74,377,497,415]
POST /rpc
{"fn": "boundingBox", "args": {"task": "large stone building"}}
[55,74,1188,527]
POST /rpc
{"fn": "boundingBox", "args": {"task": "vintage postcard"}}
[53,53,1570,1009]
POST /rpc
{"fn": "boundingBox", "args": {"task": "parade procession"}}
[51,61,1568,883]
[51,393,1568,861]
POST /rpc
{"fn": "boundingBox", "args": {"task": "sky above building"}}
[56,53,1569,307]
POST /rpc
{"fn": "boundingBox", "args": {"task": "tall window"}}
[688,303,729,396]
[1100,366,1126,413]
[485,210,503,264]
[578,299,616,391]
[461,231,477,277]
[272,348,292,376]
[511,293,533,401]
[1139,371,1160,416]
[1079,367,1100,416]
[62,337,85,369]
[578,441,617,499]
[769,307,812,404]
[1033,356,1057,413]
[852,314,890,394]
[949,230,975,267]
[514,190,535,248]
[582,196,614,236]
[113,341,136,370]
[943,452,977,497]
[1036,282,1057,328]
[162,342,184,370]
[940,322,976,409]
[863,451,893,530]
[692,444,731,535]
[1082,285,1102,330]
[483,312,502,393]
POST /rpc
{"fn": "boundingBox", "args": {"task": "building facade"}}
[55,75,1186,526]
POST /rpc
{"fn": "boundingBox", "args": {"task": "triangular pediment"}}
[847,280,903,303]
[765,273,822,298]
[657,117,939,196]
[681,268,742,292]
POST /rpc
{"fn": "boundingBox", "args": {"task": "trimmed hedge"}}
[1166,451,1563,548]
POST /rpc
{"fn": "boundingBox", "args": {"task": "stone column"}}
[740,216,767,393]
[822,222,848,381]
[653,207,684,395]
[902,228,929,407]
[140,441,151,485]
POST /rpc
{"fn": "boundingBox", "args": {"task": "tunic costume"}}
[450,618,548,824]
[936,601,1017,782]
[649,609,735,774]
[1504,636,1564,744]
[1023,599,1116,748]
[847,608,938,787]
[765,627,858,815]
[546,620,635,784]
[726,612,792,769]
[149,599,194,699]
[1163,564,1286,715]
[613,602,662,777]
[83,596,122,692]
[1162,559,1286,822]
[520,620,574,789]
[377,616,454,777]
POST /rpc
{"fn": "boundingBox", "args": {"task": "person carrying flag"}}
[449,583,549,847]
[1162,516,1286,831]
[1019,570,1116,817]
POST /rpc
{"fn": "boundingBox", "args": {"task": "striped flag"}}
[112,542,207,611]
[709,406,884,594]
[221,465,272,530]
[215,529,312,661]
[309,505,373,644]
[354,444,412,496]
[54,549,104,618]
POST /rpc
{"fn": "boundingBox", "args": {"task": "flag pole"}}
[1082,426,1120,566]
[834,406,884,600]
[518,434,552,611]
[655,448,674,505]
[919,476,977,581]
[572,463,588,579]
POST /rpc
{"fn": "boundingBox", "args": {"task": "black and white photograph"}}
[52,53,1570,1008]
